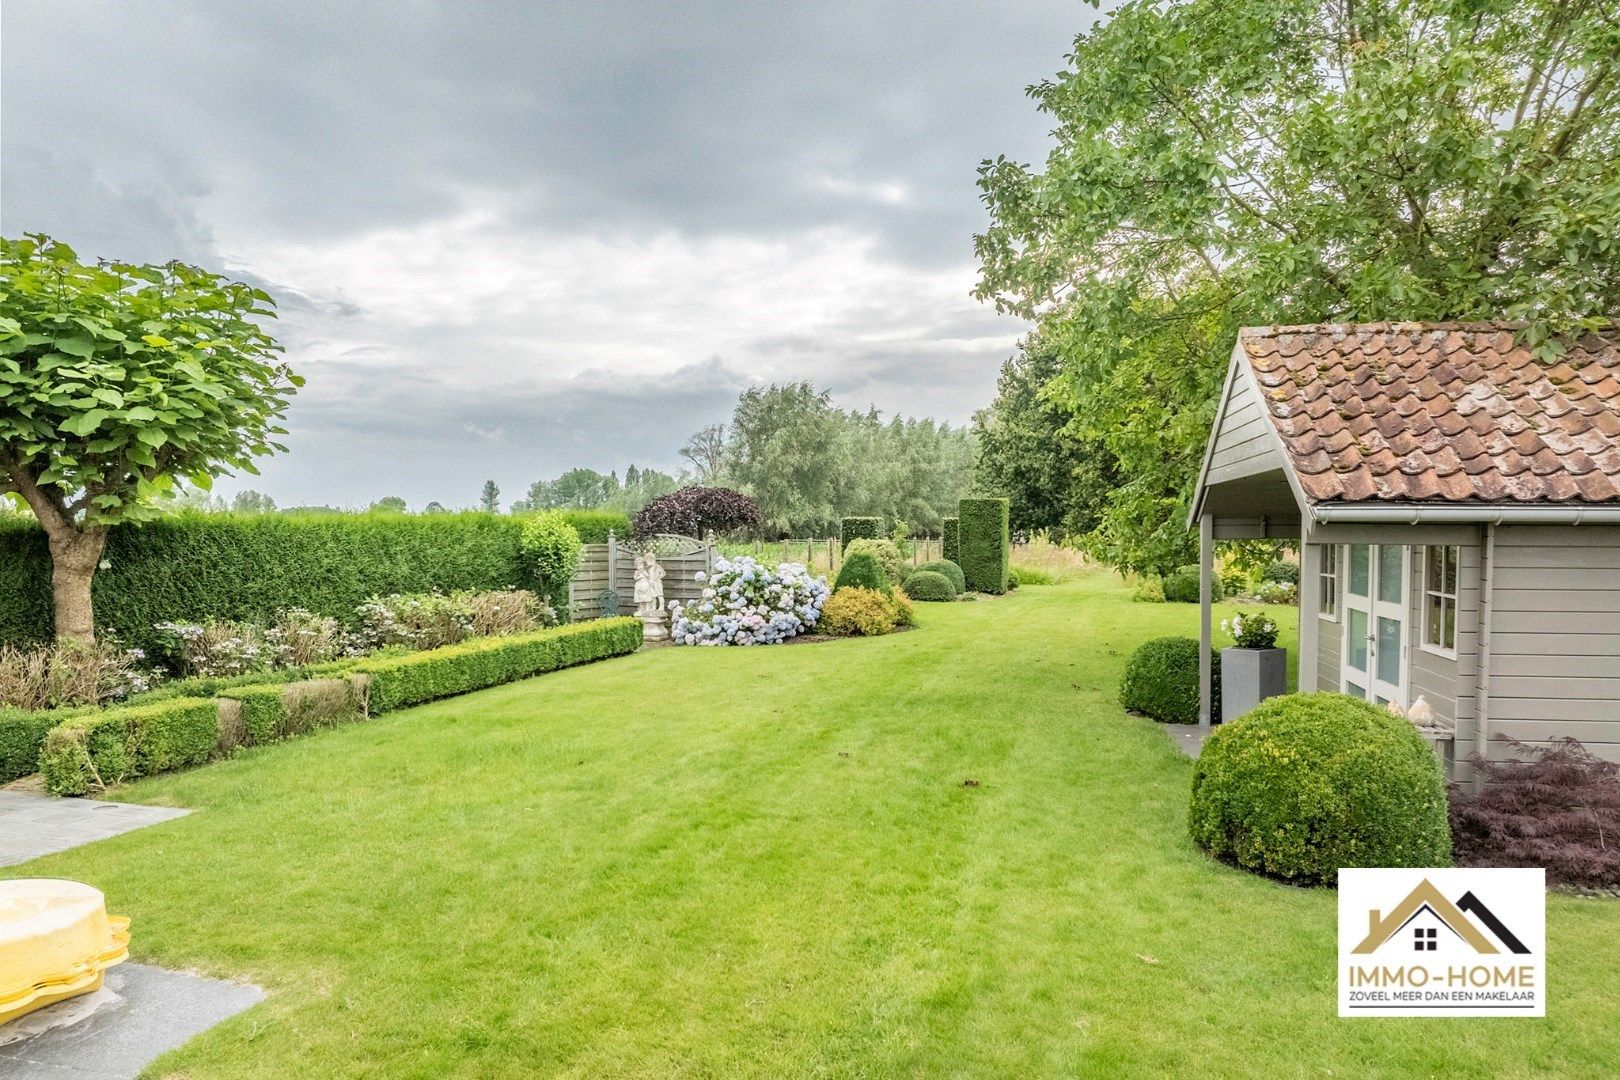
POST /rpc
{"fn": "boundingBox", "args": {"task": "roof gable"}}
[1241,323,1620,505]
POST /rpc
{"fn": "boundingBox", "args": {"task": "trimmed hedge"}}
[552,510,631,545]
[41,697,220,796]
[844,538,904,586]
[0,509,622,650]
[2,706,92,783]
[219,677,367,746]
[1189,693,1452,885]
[1119,636,1219,725]
[957,498,1009,594]
[1162,564,1223,604]
[941,517,959,565]
[349,617,643,713]
[833,551,890,593]
[839,517,881,551]
[913,559,965,593]
[902,570,957,601]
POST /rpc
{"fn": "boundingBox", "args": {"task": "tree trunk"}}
[47,527,107,643]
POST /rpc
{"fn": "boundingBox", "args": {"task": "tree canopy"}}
[0,235,296,638]
[974,0,1620,574]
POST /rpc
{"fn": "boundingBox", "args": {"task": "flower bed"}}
[670,556,829,645]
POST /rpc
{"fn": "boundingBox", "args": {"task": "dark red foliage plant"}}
[1449,738,1620,890]
[631,486,761,539]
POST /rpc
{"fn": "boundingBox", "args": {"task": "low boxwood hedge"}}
[2,706,92,784]
[1118,636,1219,725]
[1189,693,1452,885]
[913,559,965,593]
[349,617,643,713]
[219,677,367,747]
[41,697,220,796]
[902,570,957,601]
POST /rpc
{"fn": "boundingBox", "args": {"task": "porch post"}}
[1199,513,1214,729]
[1297,528,1319,694]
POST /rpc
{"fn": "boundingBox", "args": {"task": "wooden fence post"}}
[606,530,618,603]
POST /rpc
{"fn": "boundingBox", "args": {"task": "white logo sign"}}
[1338,868,1544,1017]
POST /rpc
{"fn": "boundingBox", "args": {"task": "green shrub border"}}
[957,498,1009,594]
[0,509,627,650]
[41,697,220,796]
[30,618,643,795]
[913,559,965,594]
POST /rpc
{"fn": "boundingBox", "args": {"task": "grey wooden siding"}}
[1482,526,1620,765]
[1206,366,1285,485]
[1407,549,1460,728]
[1315,613,1341,692]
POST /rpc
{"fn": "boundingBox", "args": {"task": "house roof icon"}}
[1351,879,1528,955]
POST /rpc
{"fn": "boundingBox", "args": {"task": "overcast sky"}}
[2,2,1092,508]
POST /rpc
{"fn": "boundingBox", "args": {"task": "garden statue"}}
[632,549,668,641]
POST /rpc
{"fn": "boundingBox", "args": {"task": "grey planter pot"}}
[1220,647,1287,723]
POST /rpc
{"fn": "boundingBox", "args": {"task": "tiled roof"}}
[1240,322,1620,504]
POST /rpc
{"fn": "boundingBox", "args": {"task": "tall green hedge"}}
[941,517,959,565]
[839,517,882,551]
[0,508,626,650]
[957,498,1009,594]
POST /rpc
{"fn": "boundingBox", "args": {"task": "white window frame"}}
[1420,544,1459,659]
[1318,544,1340,622]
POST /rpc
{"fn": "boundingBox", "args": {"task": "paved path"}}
[0,792,189,867]
[0,963,264,1079]
[1165,725,1209,759]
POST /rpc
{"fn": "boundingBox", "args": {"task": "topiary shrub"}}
[1119,636,1218,724]
[1162,564,1223,603]
[941,517,959,564]
[913,559,965,593]
[840,517,882,551]
[1261,560,1300,586]
[1189,693,1452,885]
[957,497,1009,594]
[844,538,905,586]
[902,570,956,601]
[519,512,582,613]
[40,697,220,796]
[820,586,900,636]
[833,550,890,593]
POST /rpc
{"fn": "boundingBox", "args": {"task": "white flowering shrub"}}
[670,556,829,646]
[1221,611,1281,649]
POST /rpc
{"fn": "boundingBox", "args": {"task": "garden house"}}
[1190,322,1620,782]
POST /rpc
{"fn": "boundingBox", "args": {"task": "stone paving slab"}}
[0,792,190,867]
[1165,725,1209,759]
[0,963,264,1079]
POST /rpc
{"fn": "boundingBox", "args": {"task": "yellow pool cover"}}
[0,879,129,1026]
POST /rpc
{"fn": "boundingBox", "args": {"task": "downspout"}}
[1471,523,1496,792]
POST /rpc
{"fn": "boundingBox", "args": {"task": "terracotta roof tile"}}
[1236,323,1620,505]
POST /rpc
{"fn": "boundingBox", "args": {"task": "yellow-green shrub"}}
[821,587,906,636]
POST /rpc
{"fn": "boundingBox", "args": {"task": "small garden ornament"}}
[633,549,669,641]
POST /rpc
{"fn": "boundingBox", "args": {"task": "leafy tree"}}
[975,0,1620,573]
[371,496,408,513]
[724,384,843,533]
[479,479,501,513]
[231,489,277,514]
[679,424,727,482]
[632,486,761,539]
[423,501,448,514]
[0,235,296,641]
[972,335,1117,540]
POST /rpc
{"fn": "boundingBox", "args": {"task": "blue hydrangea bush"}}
[670,556,829,646]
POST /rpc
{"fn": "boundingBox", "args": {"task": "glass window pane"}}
[1443,599,1455,650]
[1377,615,1402,685]
[1347,609,1368,672]
[1377,546,1404,604]
[1426,592,1443,646]
[1444,546,1459,593]
[1346,680,1366,700]
[1349,545,1370,597]
[1426,546,1443,594]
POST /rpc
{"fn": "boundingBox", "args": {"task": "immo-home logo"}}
[1338,868,1545,1017]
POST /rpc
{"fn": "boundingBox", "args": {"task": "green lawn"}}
[8,574,1617,1077]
